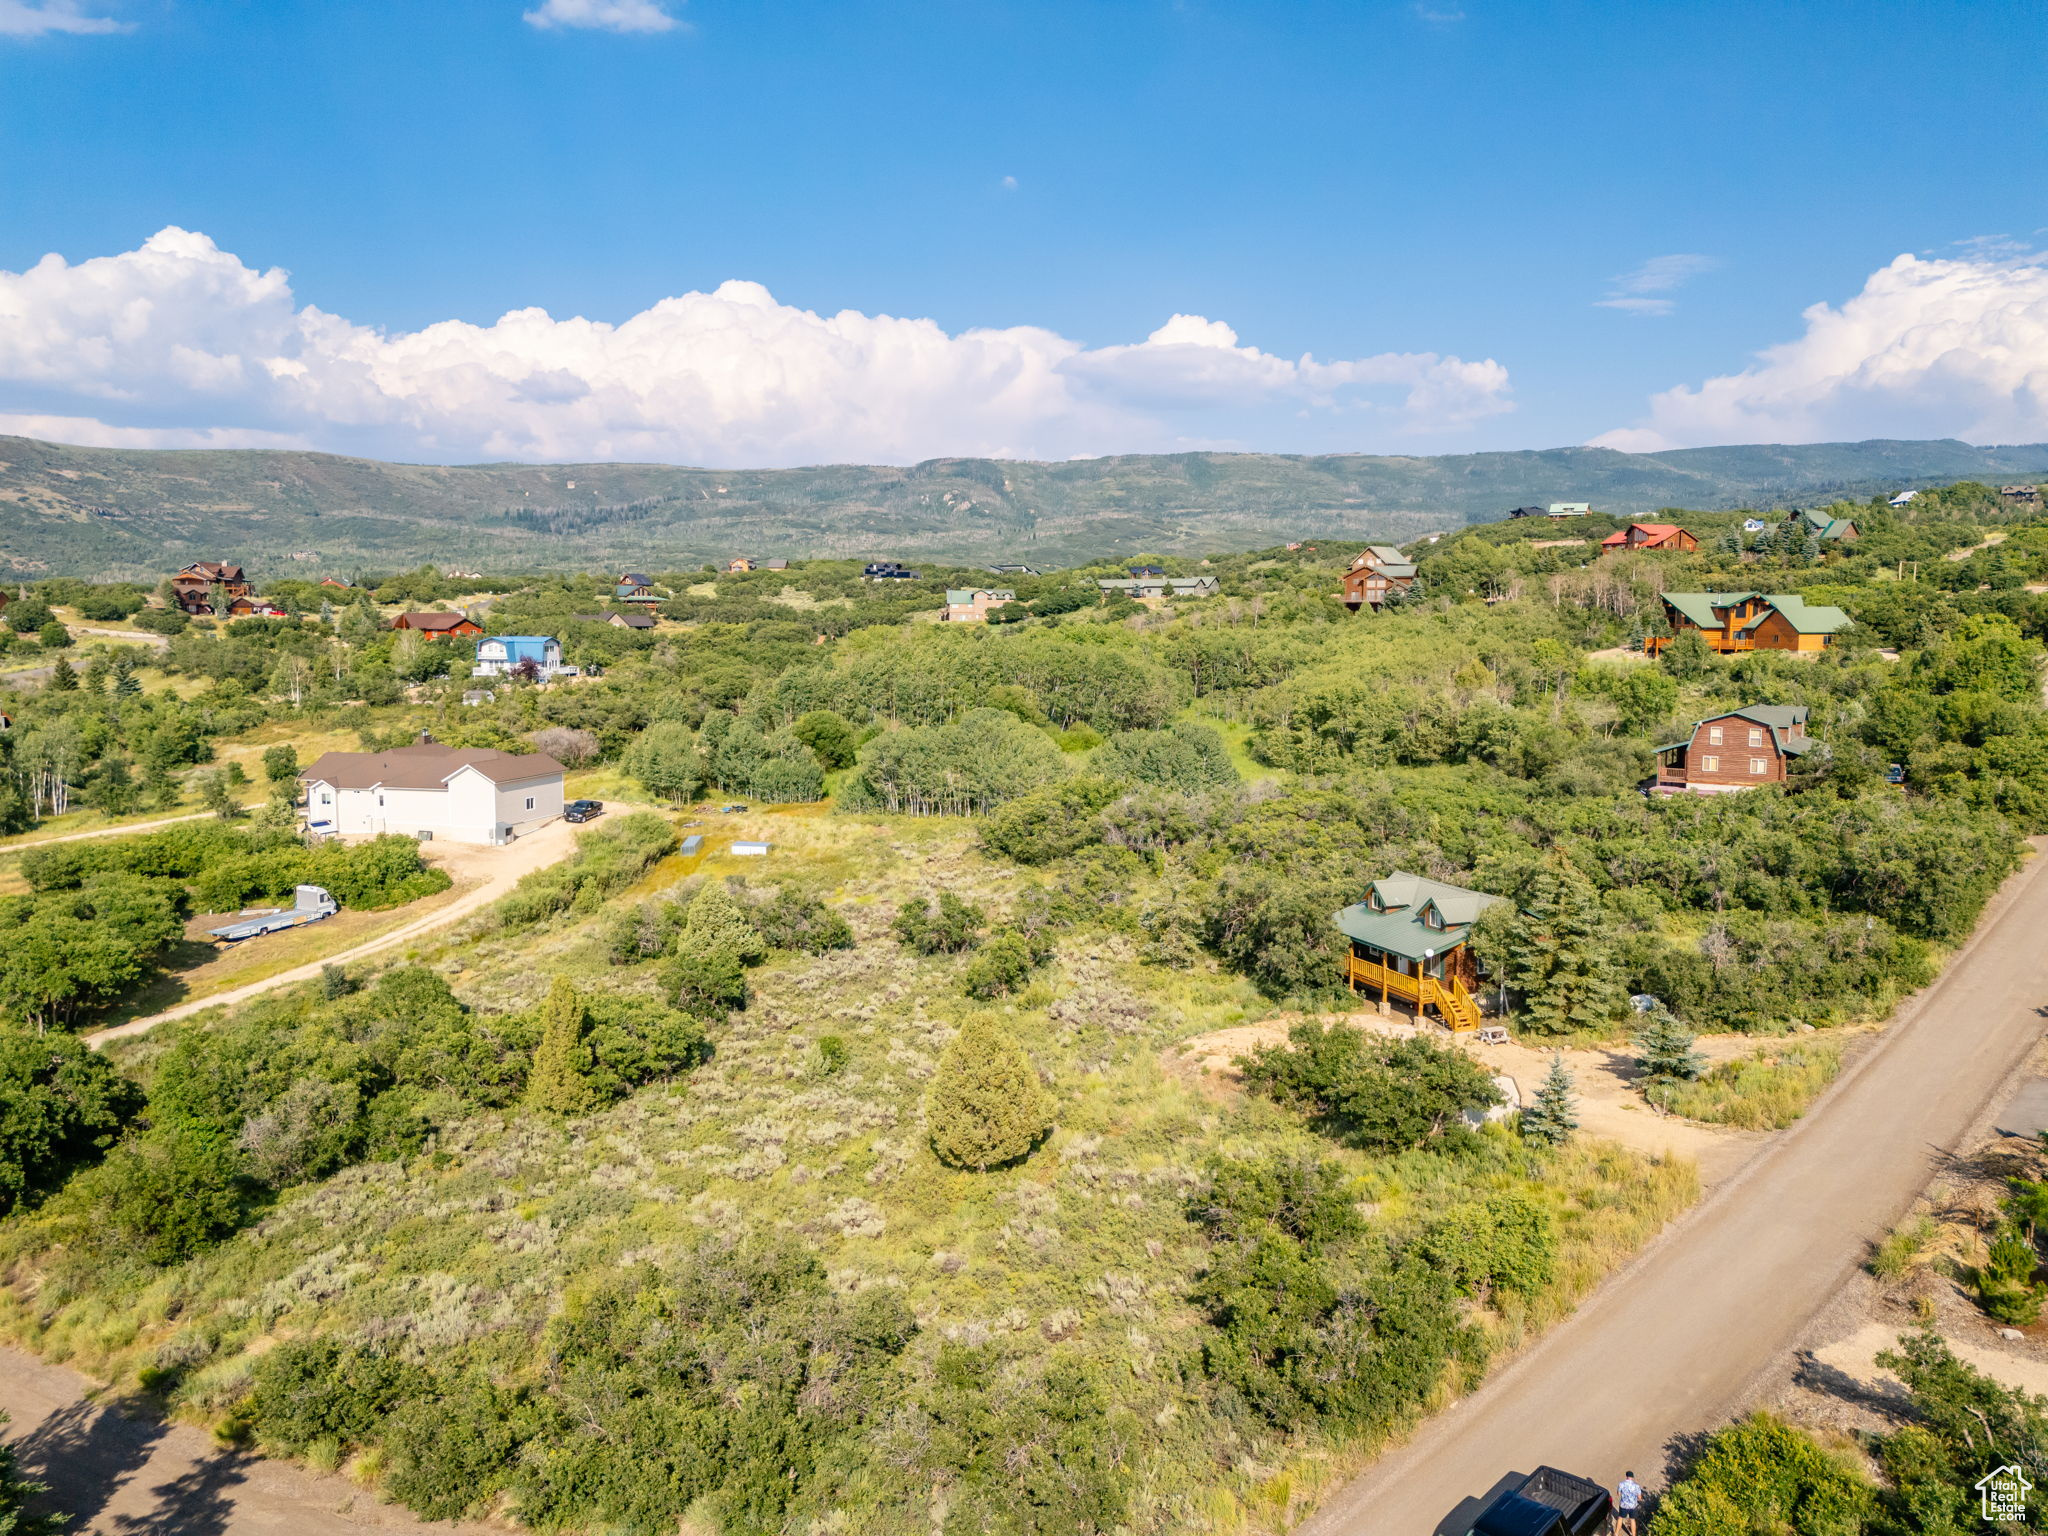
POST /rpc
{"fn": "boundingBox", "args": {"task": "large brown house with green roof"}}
[1655,705,1813,794]
[1334,872,1504,1031]
[1648,592,1851,655]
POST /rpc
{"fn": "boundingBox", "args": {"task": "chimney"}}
[417,730,435,746]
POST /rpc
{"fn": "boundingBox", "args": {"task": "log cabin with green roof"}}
[1647,591,1852,655]
[1654,704,1814,794]
[1334,872,1504,1031]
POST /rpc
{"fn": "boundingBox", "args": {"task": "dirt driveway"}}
[1167,1012,1767,1184]
[84,817,584,1046]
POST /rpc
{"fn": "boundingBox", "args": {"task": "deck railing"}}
[1343,957,1483,1030]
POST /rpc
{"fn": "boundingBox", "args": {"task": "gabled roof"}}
[1788,508,1858,539]
[1656,704,1815,757]
[945,588,1014,605]
[1660,591,1852,636]
[618,572,653,586]
[1602,522,1689,548]
[397,611,475,631]
[1364,544,1407,563]
[1333,871,1505,961]
[301,743,565,791]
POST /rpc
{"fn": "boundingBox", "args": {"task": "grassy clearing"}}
[1662,1038,1847,1129]
[0,811,1711,1535]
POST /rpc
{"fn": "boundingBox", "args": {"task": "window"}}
[1748,729,1764,746]
[1707,726,1723,745]
[1701,755,1719,772]
[320,793,331,805]
[1751,758,1768,775]
[525,796,535,810]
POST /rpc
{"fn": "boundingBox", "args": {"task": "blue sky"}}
[0,0,2044,466]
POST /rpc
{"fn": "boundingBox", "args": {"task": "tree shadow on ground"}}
[9,1394,168,1531]
[109,1449,249,1536]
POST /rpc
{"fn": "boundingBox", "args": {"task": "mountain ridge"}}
[1,433,2043,577]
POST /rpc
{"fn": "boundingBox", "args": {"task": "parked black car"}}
[1468,1468,1613,1536]
[564,799,605,823]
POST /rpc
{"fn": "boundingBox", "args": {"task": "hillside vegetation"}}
[2,432,2046,576]
[0,482,2046,1533]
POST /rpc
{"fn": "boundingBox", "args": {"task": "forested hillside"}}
[2,431,2046,576]
[1,480,2046,1533]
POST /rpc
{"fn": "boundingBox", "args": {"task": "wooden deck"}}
[1343,955,1483,1031]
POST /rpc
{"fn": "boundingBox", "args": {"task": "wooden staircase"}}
[1423,977,1484,1033]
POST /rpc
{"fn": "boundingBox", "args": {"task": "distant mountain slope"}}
[1,434,2043,578]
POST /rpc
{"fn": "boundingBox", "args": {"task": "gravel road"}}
[1301,840,2048,1535]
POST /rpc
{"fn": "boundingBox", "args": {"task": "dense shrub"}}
[1093,721,1238,791]
[1415,1192,1556,1298]
[922,1346,1134,1536]
[1238,1023,1501,1153]
[1187,1153,1475,1432]
[0,1028,142,1216]
[754,888,854,953]
[1648,1413,1872,1536]
[978,777,1120,865]
[249,1339,428,1454]
[893,893,985,955]
[492,811,677,930]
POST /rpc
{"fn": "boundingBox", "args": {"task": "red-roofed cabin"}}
[393,612,484,639]
[1600,522,1697,553]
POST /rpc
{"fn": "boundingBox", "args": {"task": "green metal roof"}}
[1659,591,1851,636]
[1332,872,1504,962]
[1792,508,1858,539]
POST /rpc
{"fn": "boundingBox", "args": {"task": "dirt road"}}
[84,817,583,1046]
[1301,842,2048,1536]
[0,807,232,852]
[0,1345,491,1535]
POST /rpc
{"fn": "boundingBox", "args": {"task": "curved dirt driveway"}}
[1301,841,2048,1536]
[85,817,582,1046]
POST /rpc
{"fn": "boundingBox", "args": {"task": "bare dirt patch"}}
[1167,1011,1767,1182]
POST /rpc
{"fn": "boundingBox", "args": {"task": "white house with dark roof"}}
[300,737,565,845]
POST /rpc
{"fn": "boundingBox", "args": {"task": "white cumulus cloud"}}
[522,0,680,33]
[0,1,123,36]
[1595,253,1718,317]
[0,228,1515,466]
[1593,251,2048,451]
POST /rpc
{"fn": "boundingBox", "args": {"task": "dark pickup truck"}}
[1468,1467,1614,1536]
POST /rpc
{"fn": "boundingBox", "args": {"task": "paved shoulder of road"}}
[84,817,582,1046]
[1302,839,2048,1536]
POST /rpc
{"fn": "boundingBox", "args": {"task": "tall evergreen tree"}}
[925,1016,1056,1171]
[1520,1054,1578,1146]
[1504,861,1626,1034]
[525,976,597,1116]
[45,657,76,693]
